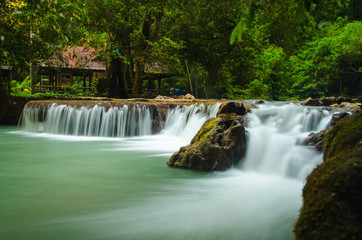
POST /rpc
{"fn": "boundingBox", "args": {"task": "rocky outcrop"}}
[302,111,352,151]
[167,102,248,171]
[303,97,362,111]
[329,111,350,127]
[302,130,328,152]
[294,112,362,240]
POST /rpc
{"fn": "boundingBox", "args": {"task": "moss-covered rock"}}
[167,112,247,171]
[294,112,362,240]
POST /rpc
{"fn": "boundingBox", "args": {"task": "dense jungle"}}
[1,0,361,100]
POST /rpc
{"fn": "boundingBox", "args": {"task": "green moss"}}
[192,118,219,143]
[295,112,362,240]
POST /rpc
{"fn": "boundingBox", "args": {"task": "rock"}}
[337,96,349,104]
[253,99,265,104]
[340,102,361,111]
[330,112,350,127]
[184,93,195,100]
[155,95,173,100]
[167,113,247,171]
[303,97,321,106]
[294,112,362,240]
[303,96,360,107]
[151,106,168,134]
[302,130,328,152]
[155,95,165,100]
[320,97,336,106]
[353,97,362,103]
[217,102,246,116]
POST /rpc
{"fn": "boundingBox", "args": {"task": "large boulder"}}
[294,112,362,240]
[167,112,247,171]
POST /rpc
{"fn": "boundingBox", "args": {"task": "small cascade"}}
[19,102,220,139]
[241,103,332,180]
[162,103,221,140]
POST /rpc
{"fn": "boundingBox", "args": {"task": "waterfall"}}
[19,101,332,180]
[162,103,221,139]
[19,102,221,139]
[241,103,332,180]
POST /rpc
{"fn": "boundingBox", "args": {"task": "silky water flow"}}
[0,102,332,240]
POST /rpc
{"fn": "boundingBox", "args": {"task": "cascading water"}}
[162,103,220,140]
[4,100,335,240]
[241,102,332,180]
[19,102,221,140]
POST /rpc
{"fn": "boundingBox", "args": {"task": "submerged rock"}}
[294,112,362,240]
[167,110,247,171]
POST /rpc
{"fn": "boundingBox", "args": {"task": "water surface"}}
[0,126,301,240]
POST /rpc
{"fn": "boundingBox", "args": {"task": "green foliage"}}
[2,0,361,100]
[10,76,32,97]
[289,19,362,98]
[241,79,269,99]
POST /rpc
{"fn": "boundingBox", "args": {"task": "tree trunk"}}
[132,60,144,94]
[30,63,38,93]
[205,65,220,99]
[194,65,198,98]
[108,56,128,99]
[338,65,342,96]
[185,60,193,94]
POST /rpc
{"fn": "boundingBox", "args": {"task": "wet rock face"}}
[167,111,247,171]
[150,105,168,134]
[302,112,352,151]
[302,130,328,152]
[217,101,246,116]
[294,112,362,240]
[330,111,350,127]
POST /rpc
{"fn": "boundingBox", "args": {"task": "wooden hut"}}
[36,47,106,93]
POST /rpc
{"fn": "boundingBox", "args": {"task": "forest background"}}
[0,0,361,100]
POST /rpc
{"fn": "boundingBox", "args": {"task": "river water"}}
[0,102,331,240]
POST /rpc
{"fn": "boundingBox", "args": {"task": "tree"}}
[132,2,165,94]
[164,0,242,98]
[1,0,82,91]
[289,19,362,98]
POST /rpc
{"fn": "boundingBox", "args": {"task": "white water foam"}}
[19,103,221,141]
[241,103,331,180]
